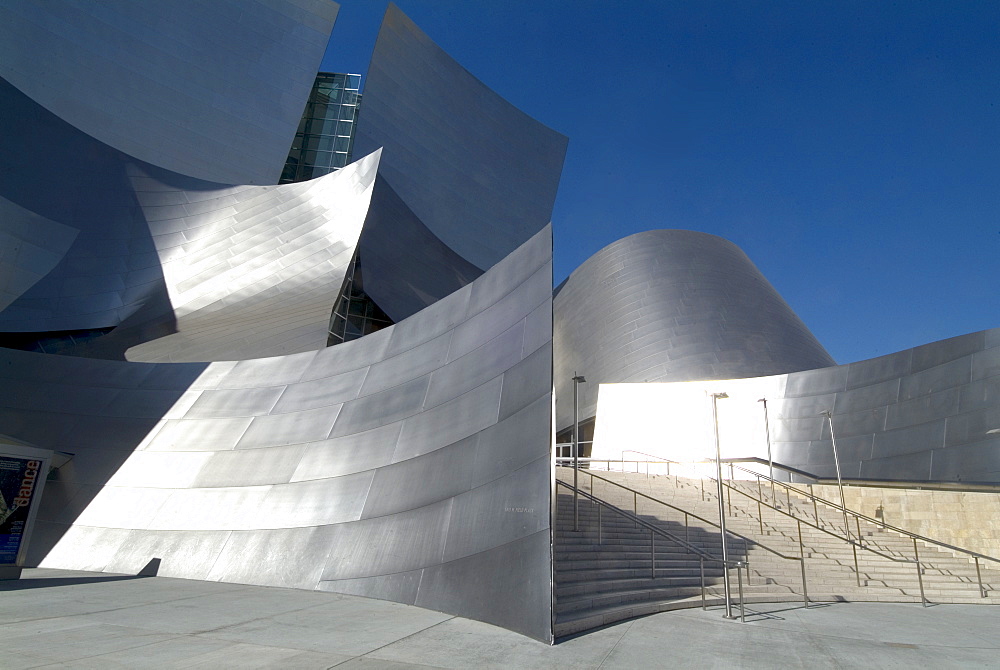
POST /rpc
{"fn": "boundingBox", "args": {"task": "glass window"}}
[334,136,351,152]
[339,105,356,121]
[337,120,354,137]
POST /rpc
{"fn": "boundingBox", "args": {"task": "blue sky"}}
[321,1,1000,365]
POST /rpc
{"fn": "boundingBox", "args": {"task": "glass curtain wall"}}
[280,73,361,183]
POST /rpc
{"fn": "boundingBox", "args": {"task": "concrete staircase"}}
[553,467,1000,637]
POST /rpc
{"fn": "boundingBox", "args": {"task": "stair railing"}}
[726,462,1000,599]
[556,479,750,620]
[561,468,810,609]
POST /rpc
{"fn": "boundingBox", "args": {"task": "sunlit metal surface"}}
[554,230,835,432]
[0,227,555,641]
[0,0,338,185]
[350,4,567,322]
[768,328,1000,483]
[0,71,379,360]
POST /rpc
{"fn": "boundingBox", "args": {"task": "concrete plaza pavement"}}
[2,568,999,668]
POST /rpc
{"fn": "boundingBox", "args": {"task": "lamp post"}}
[757,398,777,507]
[572,373,586,531]
[711,391,736,619]
[820,410,851,540]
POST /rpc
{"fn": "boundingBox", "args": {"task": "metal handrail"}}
[710,473,931,602]
[556,479,749,619]
[562,467,810,608]
[730,462,1000,565]
[725,462,1000,598]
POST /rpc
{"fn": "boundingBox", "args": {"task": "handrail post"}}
[758,397,777,506]
[598,503,602,544]
[852,542,861,587]
[912,537,927,607]
[634,490,638,527]
[757,499,764,534]
[855,516,863,548]
[736,563,746,623]
[797,519,810,607]
[914,538,928,606]
[975,557,986,598]
[651,529,656,579]
[700,557,706,610]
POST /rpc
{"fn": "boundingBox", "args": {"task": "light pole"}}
[757,398,777,507]
[572,373,586,531]
[711,391,736,619]
[820,410,851,540]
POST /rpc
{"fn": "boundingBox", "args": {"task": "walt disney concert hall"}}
[1,1,997,644]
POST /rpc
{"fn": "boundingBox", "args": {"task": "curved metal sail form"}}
[352,3,568,321]
[0,227,555,641]
[0,0,338,185]
[554,230,835,431]
[0,74,378,362]
[765,328,1000,483]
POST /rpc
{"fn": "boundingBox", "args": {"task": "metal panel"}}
[190,446,306,488]
[270,368,368,414]
[289,424,402,482]
[235,405,342,449]
[206,526,338,590]
[354,4,566,272]
[415,529,552,642]
[104,529,234,580]
[392,377,503,462]
[320,499,454,581]
[360,440,476,519]
[0,0,337,185]
[330,376,430,438]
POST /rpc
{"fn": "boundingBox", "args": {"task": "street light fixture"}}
[711,391,736,619]
[572,373,586,532]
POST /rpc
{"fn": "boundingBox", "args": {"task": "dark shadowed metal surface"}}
[554,230,835,431]
[0,227,555,642]
[0,0,337,185]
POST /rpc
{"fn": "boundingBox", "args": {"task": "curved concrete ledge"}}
[0,226,555,641]
[554,230,834,431]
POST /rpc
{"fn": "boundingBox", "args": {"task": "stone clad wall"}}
[811,484,1000,563]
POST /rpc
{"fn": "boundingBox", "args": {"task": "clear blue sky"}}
[321,1,1000,366]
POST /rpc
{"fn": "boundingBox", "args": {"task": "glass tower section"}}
[280,72,361,183]
[327,251,394,346]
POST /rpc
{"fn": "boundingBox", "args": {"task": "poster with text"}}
[0,456,43,565]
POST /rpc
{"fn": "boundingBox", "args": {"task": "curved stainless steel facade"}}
[0,0,338,185]
[0,227,554,641]
[352,4,568,321]
[767,328,1000,484]
[0,70,379,360]
[554,230,835,431]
